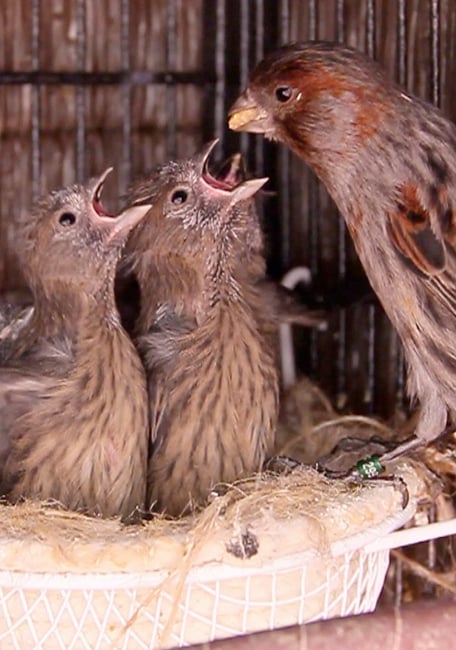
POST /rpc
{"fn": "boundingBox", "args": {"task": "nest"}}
[276,376,456,604]
[0,316,448,648]
[0,461,423,648]
[0,372,429,646]
[0,464,423,575]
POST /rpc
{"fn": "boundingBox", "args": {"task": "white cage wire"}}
[0,547,391,650]
[0,493,418,650]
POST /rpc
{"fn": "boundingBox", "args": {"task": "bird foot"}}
[320,458,409,508]
[263,454,409,508]
[348,469,409,508]
[263,455,307,475]
[121,506,147,525]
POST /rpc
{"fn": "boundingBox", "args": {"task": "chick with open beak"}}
[0,170,151,519]
[124,141,279,516]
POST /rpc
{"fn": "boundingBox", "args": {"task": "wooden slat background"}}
[0,0,455,418]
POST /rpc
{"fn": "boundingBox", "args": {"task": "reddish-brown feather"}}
[388,184,445,276]
[229,41,456,449]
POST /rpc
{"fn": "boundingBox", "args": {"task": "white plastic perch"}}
[364,516,456,553]
[279,266,312,389]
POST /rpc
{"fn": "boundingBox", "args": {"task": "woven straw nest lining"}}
[0,462,425,576]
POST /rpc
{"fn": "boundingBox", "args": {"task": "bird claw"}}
[263,455,307,475]
[319,456,409,509]
[350,472,410,509]
[121,506,146,526]
[208,483,231,500]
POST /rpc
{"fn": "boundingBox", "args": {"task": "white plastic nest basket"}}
[0,465,422,650]
[0,544,393,650]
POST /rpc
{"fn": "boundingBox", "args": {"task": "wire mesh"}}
[0,548,391,650]
[0,0,454,612]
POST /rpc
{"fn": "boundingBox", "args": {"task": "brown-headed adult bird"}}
[229,41,456,459]
[124,141,279,516]
[0,169,151,519]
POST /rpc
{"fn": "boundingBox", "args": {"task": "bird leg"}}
[263,454,410,508]
[378,424,456,464]
[378,435,425,463]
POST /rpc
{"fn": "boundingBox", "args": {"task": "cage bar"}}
[397,0,407,86]
[278,0,291,271]
[430,0,441,106]
[31,0,41,200]
[75,0,86,183]
[166,0,178,158]
[121,0,132,191]
[214,0,226,147]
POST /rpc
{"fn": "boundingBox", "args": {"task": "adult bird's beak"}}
[228,90,270,133]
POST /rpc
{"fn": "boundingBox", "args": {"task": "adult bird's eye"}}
[171,189,188,205]
[275,86,294,103]
[58,212,77,226]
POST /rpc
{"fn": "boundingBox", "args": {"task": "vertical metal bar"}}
[278,0,291,271]
[397,0,407,86]
[430,0,441,106]
[394,556,403,608]
[307,0,318,277]
[214,0,226,147]
[254,0,264,176]
[365,0,376,412]
[31,0,41,200]
[279,0,290,44]
[166,0,177,157]
[335,0,346,404]
[336,0,346,274]
[308,0,317,41]
[121,0,132,191]
[75,0,86,183]
[336,0,345,43]
[406,4,439,604]
[239,0,250,154]
[307,0,319,375]
[427,502,437,597]
[366,0,376,58]
[395,0,407,415]
[254,0,264,64]
[366,303,376,412]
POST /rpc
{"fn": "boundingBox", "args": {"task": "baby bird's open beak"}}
[229,177,268,201]
[106,203,152,242]
[194,139,220,174]
[212,152,245,189]
[89,168,152,242]
[198,140,268,203]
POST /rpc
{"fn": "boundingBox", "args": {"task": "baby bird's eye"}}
[275,86,294,103]
[171,189,188,205]
[59,212,77,226]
